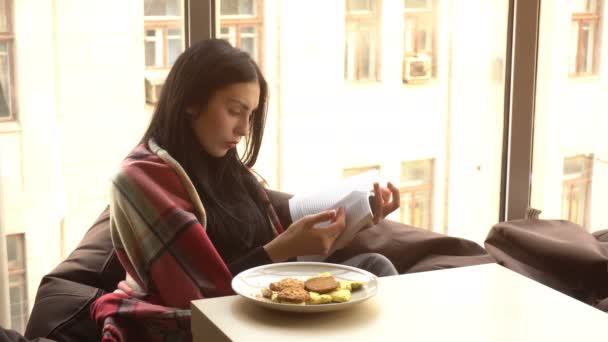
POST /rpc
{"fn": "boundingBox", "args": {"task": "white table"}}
[191,263,608,341]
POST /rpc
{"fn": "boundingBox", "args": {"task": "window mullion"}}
[502,0,541,221]
[185,0,215,47]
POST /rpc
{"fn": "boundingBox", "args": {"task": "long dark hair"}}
[141,39,274,263]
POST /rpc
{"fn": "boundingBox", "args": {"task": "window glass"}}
[216,1,510,244]
[143,0,185,104]
[217,0,263,63]
[144,0,181,16]
[400,160,433,229]
[0,1,13,120]
[7,235,27,334]
[348,0,375,12]
[221,0,255,16]
[568,0,603,76]
[167,28,182,65]
[6,233,18,263]
[404,0,432,10]
[0,0,7,32]
[345,0,380,81]
[532,1,606,231]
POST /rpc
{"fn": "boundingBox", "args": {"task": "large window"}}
[345,0,381,82]
[217,0,264,64]
[561,155,593,229]
[569,0,604,76]
[0,0,15,120]
[403,0,436,83]
[144,0,185,104]
[6,234,28,334]
[400,160,433,230]
[532,0,608,234]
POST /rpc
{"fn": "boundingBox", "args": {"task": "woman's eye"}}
[229,109,241,116]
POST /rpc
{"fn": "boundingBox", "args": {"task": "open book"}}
[288,170,380,261]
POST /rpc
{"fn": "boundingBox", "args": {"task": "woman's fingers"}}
[384,182,400,214]
[324,207,346,236]
[373,182,383,224]
[370,182,401,223]
[304,209,337,226]
[381,187,391,204]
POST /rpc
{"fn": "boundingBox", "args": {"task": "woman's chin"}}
[209,148,232,158]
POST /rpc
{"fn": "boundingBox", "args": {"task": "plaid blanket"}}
[91,140,284,342]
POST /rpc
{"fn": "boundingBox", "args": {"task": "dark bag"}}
[484,211,608,310]
[24,208,125,342]
[326,220,494,274]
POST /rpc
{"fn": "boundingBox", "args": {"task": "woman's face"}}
[191,82,260,158]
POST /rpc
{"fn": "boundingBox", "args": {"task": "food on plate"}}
[304,275,339,294]
[308,292,333,305]
[261,288,273,299]
[277,287,310,304]
[259,272,364,305]
[269,277,305,291]
[327,289,351,303]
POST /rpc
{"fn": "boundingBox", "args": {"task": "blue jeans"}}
[339,253,398,277]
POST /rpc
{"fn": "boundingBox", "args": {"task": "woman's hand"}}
[263,207,346,262]
[371,182,400,224]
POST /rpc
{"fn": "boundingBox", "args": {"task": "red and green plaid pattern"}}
[91,140,284,342]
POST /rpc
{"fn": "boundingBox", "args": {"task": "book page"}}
[330,190,374,251]
[288,169,380,222]
[297,190,374,262]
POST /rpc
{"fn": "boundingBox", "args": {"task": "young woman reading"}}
[91,39,400,342]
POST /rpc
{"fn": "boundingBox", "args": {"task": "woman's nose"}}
[236,116,249,136]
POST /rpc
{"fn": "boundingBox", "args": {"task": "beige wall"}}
[3,0,63,314]
[0,0,150,318]
[52,0,148,254]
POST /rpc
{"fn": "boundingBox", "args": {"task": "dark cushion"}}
[485,218,608,309]
[25,207,125,342]
[327,219,494,273]
[24,191,292,341]
[0,327,55,342]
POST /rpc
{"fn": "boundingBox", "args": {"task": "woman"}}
[91,39,399,342]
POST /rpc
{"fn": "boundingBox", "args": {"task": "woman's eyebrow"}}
[227,98,250,111]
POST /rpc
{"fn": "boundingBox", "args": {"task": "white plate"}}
[231,261,378,313]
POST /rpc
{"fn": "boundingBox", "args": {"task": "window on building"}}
[0,0,15,120]
[345,0,381,82]
[562,155,593,229]
[569,0,603,77]
[400,159,433,229]
[403,0,436,83]
[144,0,185,103]
[342,164,380,179]
[6,234,28,334]
[217,0,263,64]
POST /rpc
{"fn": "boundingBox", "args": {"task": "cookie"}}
[277,287,310,304]
[269,278,305,291]
[261,288,273,299]
[305,276,339,294]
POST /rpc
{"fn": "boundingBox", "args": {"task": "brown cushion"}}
[24,190,292,341]
[25,207,125,342]
[484,218,608,309]
[326,219,494,273]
